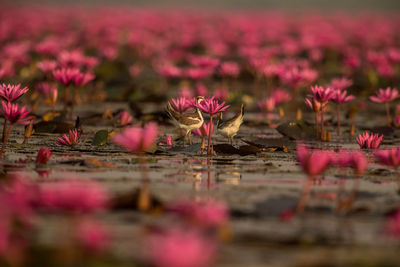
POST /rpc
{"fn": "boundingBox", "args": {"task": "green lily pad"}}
[92,130,109,146]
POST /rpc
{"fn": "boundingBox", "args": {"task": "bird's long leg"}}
[189,131,192,145]
[183,131,188,147]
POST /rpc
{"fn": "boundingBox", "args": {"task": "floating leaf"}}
[276,121,315,140]
[92,130,109,146]
[34,121,75,133]
[241,138,294,151]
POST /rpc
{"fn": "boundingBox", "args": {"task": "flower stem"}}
[320,108,325,140]
[64,85,70,113]
[385,102,391,126]
[1,118,7,142]
[297,176,313,213]
[0,124,13,159]
[315,111,319,139]
[137,153,150,211]
[207,115,213,155]
[337,103,341,136]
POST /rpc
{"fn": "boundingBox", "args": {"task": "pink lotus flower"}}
[370,87,399,103]
[350,151,368,175]
[332,151,368,175]
[53,68,79,86]
[258,97,275,112]
[112,122,158,153]
[305,96,322,112]
[0,101,34,125]
[219,61,239,77]
[76,219,110,253]
[171,97,193,113]
[167,199,229,228]
[36,60,57,73]
[166,136,173,146]
[73,71,95,87]
[329,77,353,91]
[331,90,355,104]
[196,96,229,115]
[373,147,400,169]
[120,111,133,126]
[0,83,29,102]
[36,147,51,165]
[356,132,383,149]
[144,228,216,267]
[196,97,229,154]
[310,85,334,105]
[38,180,109,213]
[271,89,291,105]
[56,129,81,146]
[297,144,331,176]
[370,87,398,126]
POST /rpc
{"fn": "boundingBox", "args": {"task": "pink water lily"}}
[36,147,51,165]
[374,147,400,187]
[112,122,158,153]
[331,90,355,135]
[356,132,383,149]
[119,111,133,127]
[196,97,229,154]
[296,144,331,213]
[0,83,29,103]
[56,129,81,147]
[370,87,399,126]
[171,97,193,113]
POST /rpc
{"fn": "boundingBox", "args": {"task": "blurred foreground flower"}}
[370,87,399,126]
[112,122,158,153]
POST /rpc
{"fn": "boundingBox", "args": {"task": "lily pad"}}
[276,120,315,140]
[213,144,260,156]
[241,137,295,151]
[34,121,75,133]
[92,130,109,146]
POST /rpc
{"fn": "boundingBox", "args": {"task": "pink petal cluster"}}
[331,150,368,174]
[310,85,335,104]
[331,90,355,104]
[373,147,400,168]
[0,83,29,102]
[0,101,34,125]
[36,60,57,73]
[171,97,194,113]
[144,228,216,267]
[36,147,51,165]
[356,132,383,149]
[329,77,353,91]
[53,68,94,87]
[166,199,229,228]
[120,111,133,126]
[218,61,240,77]
[38,180,109,213]
[112,122,158,153]
[76,219,110,253]
[369,87,399,103]
[297,144,331,176]
[56,129,81,146]
[271,89,291,105]
[196,96,229,115]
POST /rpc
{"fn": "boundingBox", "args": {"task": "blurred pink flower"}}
[297,144,331,176]
[36,60,57,73]
[112,122,158,153]
[36,147,51,165]
[214,87,229,102]
[373,147,400,168]
[329,77,353,91]
[258,97,275,112]
[219,61,239,77]
[38,180,109,213]
[144,228,216,267]
[120,111,133,126]
[271,89,291,105]
[356,132,383,149]
[56,129,81,146]
[73,71,95,87]
[370,87,399,103]
[0,83,29,102]
[76,219,110,253]
[166,136,173,146]
[53,68,79,86]
[331,90,355,104]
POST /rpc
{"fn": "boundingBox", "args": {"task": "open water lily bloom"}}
[112,122,158,153]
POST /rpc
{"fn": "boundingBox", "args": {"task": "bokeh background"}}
[5,0,400,10]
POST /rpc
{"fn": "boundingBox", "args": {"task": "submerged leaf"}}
[34,121,75,133]
[213,144,260,156]
[241,138,294,151]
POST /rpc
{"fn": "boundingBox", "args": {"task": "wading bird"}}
[166,96,205,146]
[217,104,244,145]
